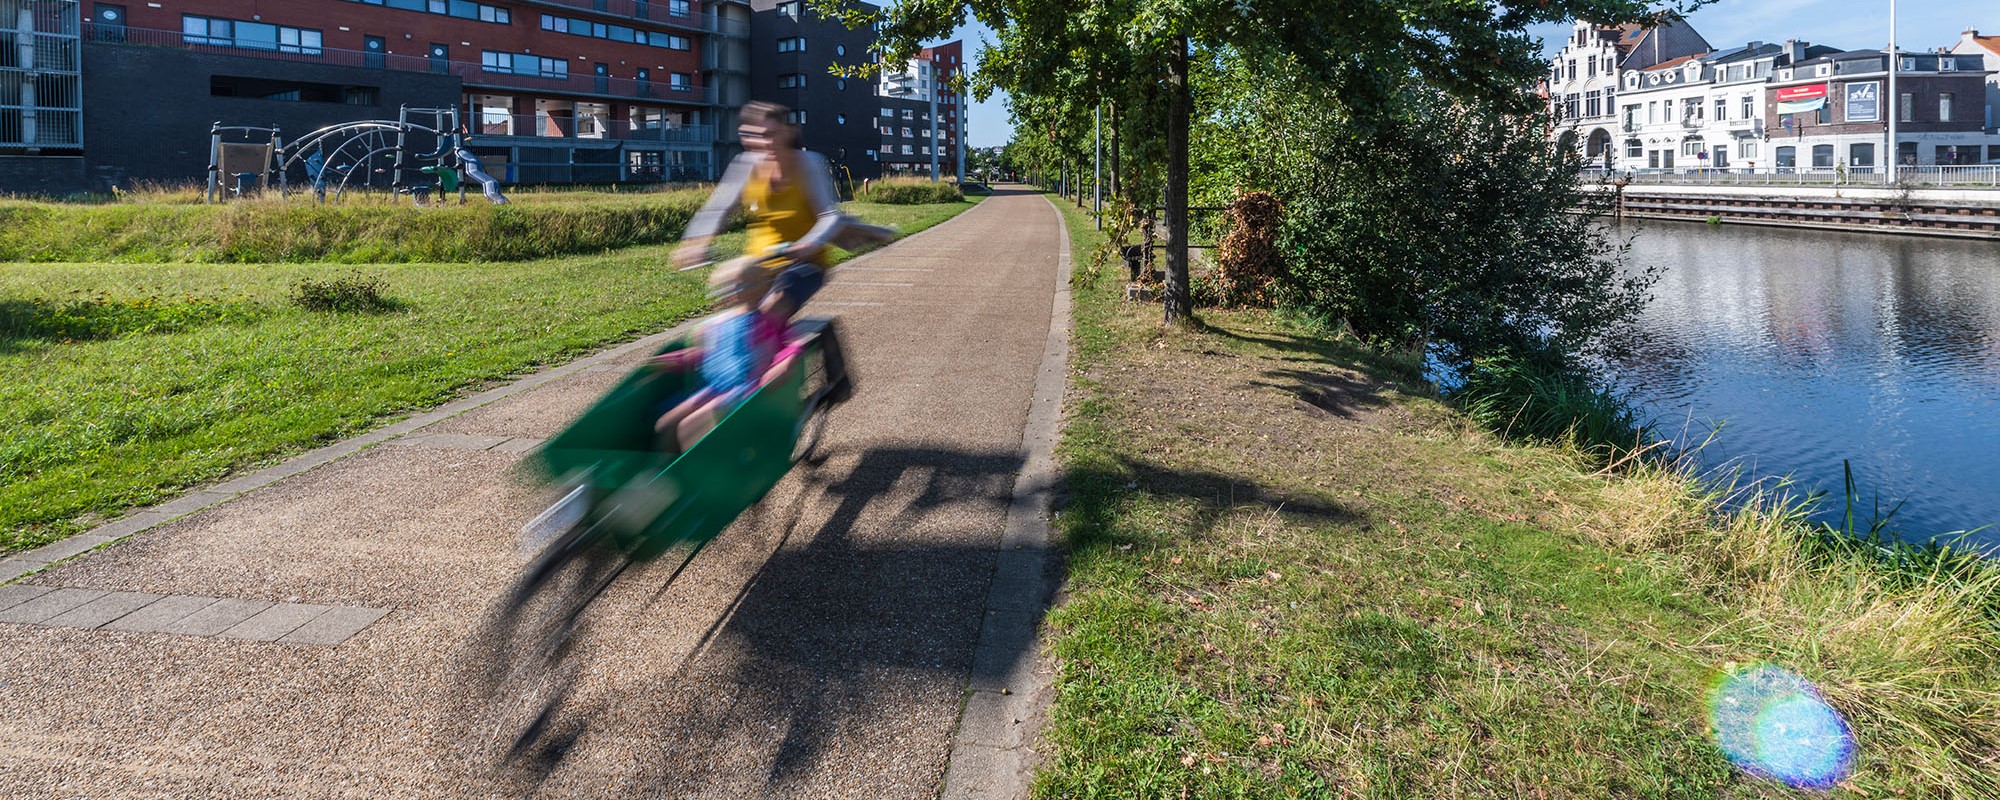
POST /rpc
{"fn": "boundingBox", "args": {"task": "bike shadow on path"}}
[583,436,1357,795]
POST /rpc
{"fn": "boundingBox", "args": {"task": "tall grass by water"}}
[1036,190,2000,797]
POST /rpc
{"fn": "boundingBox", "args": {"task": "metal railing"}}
[472,122,713,145]
[87,24,716,105]
[1593,165,2000,188]
[499,0,745,36]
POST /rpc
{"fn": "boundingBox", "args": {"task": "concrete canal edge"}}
[1585,182,2000,239]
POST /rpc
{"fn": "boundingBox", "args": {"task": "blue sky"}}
[948,2,1997,148]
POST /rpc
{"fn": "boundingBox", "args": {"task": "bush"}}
[1211,190,1283,307]
[291,272,398,313]
[1451,353,1648,458]
[0,190,710,263]
[854,178,964,205]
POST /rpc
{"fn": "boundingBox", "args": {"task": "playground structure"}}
[206,106,508,205]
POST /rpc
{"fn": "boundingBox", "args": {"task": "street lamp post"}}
[1887,0,1898,183]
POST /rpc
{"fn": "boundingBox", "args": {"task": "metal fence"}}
[1,0,83,150]
[1590,165,2000,189]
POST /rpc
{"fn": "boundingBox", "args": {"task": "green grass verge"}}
[0,197,978,553]
[1036,192,2000,798]
[0,189,711,263]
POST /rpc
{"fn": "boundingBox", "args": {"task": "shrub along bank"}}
[1037,194,2000,799]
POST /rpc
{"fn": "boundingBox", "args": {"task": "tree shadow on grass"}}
[497,438,1360,795]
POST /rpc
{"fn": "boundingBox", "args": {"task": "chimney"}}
[1785,39,1808,63]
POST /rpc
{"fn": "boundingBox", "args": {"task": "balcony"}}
[511,0,746,36]
[475,123,714,145]
[87,25,717,105]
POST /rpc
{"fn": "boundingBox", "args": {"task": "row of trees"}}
[832,0,1711,372]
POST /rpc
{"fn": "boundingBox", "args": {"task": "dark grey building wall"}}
[80,42,461,188]
[747,0,883,182]
[0,156,88,196]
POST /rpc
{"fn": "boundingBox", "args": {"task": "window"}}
[1776,146,1796,169]
[670,0,690,15]
[1939,93,1953,122]
[835,113,847,125]
[1714,97,1727,120]
[785,110,805,125]
[181,15,322,55]
[482,50,568,78]
[1812,144,1833,168]
[836,44,846,56]
[1584,90,1602,118]
[1625,139,1643,157]
[775,1,801,18]
[1817,103,1831,125]
[669,72,691,90]
[1682,139,1703,156]
[777,73,806,89]
[777,37,806,53]
[1900,92,1914,122]
[1849,143,1875,167]
[1740,140,1759,159]
[343,0,507,24]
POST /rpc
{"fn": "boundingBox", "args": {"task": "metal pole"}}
[1093,103,1103,229]
[928,60,940,181]
[1887,0,1898,184]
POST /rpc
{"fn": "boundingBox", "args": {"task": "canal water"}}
[1608,220,2000,551]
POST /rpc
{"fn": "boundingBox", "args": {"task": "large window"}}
[1940,93,1954,122]
[482,50,569,79]
[182,15,323,55]
[1850,143,1875,167]
[777,37,806,53]
[1811,145,1834,168]
[777,73,806,89]
[344,0,509,25]
[1740,95,1755,119]
[541,15,687,49]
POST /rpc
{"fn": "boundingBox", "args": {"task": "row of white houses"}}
[1546,21,2000,173]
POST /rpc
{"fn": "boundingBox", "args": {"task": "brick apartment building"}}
[3,0,740,192]
[876,40,964,179]
[1764,48,1993,169]
[1,0,967,194]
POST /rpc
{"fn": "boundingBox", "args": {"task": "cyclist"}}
[675,101,856,321]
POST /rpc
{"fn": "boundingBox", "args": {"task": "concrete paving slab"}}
[99,594,218,633]
[278,606,390,645]
[0,584,55,613]
[41,591,166,629]
[158,598,273,636]
[0,587,108,624]
[80,511,174,541]
[0,558,46,584]
[220,603,334,641]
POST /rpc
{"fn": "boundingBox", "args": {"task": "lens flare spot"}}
[1708,662,1855,789]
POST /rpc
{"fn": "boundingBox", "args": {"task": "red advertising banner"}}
[1774,84,1829,101]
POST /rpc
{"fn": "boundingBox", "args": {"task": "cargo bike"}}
[468,299,854,768]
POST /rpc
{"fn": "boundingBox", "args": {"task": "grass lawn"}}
[0,197,978,553]
[1035,194,1999,798]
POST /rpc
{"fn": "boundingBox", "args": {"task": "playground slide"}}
[461,150,510,205]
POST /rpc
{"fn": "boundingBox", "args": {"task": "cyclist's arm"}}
[683,153,760,252]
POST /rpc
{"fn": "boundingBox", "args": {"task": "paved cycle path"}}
[0,186,1066,798]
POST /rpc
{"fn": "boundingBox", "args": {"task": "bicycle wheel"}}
[468,506,631,776]
[791,318,854,464]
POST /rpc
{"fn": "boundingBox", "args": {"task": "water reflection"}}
[1610,220,2000,549]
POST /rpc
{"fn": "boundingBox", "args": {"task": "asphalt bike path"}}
[0,186,1066,798]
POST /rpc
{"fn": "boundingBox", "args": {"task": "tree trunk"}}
[1163,34,1192,325]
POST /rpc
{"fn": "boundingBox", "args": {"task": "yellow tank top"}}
[742,159,827,267]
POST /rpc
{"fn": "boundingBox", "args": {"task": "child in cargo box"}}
[648,259,799,453]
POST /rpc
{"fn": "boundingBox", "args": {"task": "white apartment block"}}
[1545,19,1711,167]
[1949,29,2000,133]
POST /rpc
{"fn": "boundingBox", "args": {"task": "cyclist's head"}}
[739,101,796,153]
